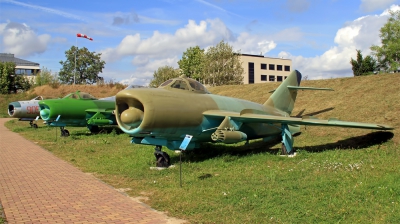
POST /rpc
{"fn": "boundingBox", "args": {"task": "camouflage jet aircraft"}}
[8,96,44,128]
[114,70,393,167]
[39,91,116,136]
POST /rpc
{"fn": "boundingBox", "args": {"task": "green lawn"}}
[2,73,399,223]
[4,120,399,223]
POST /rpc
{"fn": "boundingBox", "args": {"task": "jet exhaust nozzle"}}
[211,130,247,144]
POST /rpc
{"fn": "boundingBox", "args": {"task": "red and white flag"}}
[76,33,93,41]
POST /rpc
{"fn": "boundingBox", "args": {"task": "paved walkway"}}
[0,118,185,224]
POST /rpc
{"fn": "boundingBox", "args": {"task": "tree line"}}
[149,40,244,87]
[351,10,400,76]
[0,47,106,94]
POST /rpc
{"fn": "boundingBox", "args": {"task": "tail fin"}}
[264,70,302,115]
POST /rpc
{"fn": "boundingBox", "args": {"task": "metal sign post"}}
[178,135,193,187]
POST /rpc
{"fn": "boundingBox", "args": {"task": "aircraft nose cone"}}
[40,109,50,120]
[120,107,143,127]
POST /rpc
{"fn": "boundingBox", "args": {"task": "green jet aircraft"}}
[114,70,394,167]
[39,91,116,136]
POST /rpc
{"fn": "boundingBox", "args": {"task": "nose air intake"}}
[115,95,145,131]
[120,107,143,128]
[40,109,50,120]
[8,102,21,117]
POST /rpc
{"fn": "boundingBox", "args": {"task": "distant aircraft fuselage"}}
[8,96,43,121]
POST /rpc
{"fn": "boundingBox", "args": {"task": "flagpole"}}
[74,36,77,85]
[74,34,92,85]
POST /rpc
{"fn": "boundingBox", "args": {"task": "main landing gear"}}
[29,121,38,129]
[281,124,294,156]
[60,127,70,137]
[154,145,171,168]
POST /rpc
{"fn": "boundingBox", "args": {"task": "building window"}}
[261,75,267,81]
[269,64,275,70]
[285,76,288,79]
[248,62,254,84]
[269,75,275,81]
[284,65,290,71]
[277,76,283,82]
[277,65,282,71]
[261,63,267,70]
[15,69,33,75]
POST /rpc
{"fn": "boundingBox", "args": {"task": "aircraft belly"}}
[49,119,87,127]
[240,123,281,139]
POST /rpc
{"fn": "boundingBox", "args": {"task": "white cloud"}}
[0,22,51,57]
[101,19,237,62]
[119,56,180,86]
[101,19,277,85]
[360,0,397,12]
[282,6,399,79]
[231,32,276,55]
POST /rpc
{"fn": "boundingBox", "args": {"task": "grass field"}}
[0,201,5,224]
[1,73,400,223]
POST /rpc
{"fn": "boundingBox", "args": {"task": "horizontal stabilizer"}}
[269,86,334,93]
[287,86,334,91]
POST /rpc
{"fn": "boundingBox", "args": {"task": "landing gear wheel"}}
[29,121,34,128]
[33,124,38,129]
[60,127,70,137]
[281,143,288,155]
[154,146,171,167]
[88,125,100,134]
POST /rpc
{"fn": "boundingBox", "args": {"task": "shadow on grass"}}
[298,131,394,153]
[176,131,394,163]
[177,137,282,163]
[65,126,124,136]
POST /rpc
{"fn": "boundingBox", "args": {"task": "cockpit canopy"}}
[158,76,210,94]
[63,91,98,100]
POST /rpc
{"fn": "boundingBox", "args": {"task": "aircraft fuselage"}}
[116,88,287,149]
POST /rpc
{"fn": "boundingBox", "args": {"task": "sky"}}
[0,0,399,85]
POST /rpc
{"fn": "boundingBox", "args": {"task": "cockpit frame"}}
[158,76,210,94]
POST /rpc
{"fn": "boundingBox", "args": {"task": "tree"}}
[0,61,31,94]
[178,46,205,80]
[370,10,400,72]
[0,62,13,94]
[35,67,59,86]
[149,65,180,87]
[59,46,106,84]
[203,40,244,86]
[350,49,377,76]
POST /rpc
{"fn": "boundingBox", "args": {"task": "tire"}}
[155,151,171,167]
[61,129,70,137]
[281,143,288,155]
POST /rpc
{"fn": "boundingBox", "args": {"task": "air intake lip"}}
[40,109,50,120]
[8,102,21,116]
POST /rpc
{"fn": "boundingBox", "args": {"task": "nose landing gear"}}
[60,127,70,137]
[154,145,171,168]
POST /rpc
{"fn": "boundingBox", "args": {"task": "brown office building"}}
[240,54,292,84]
